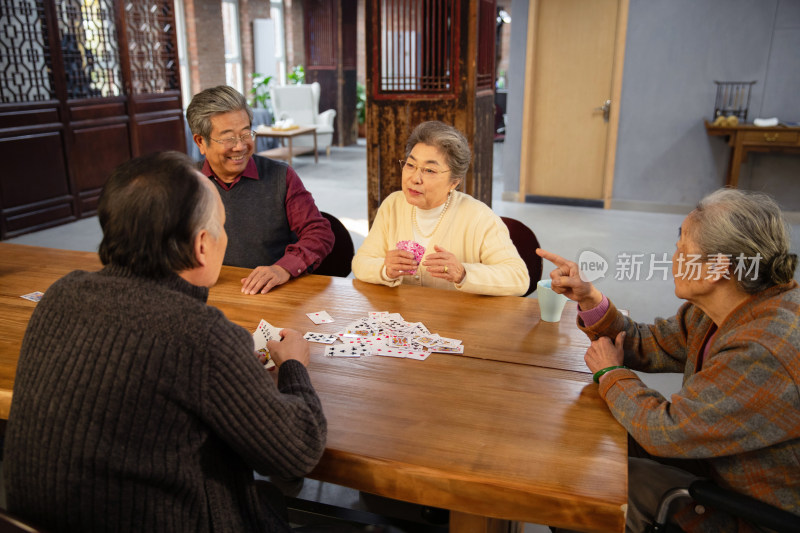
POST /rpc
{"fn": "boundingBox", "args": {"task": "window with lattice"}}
[376,0,459,97]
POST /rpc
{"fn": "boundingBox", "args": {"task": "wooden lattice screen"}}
[1,0,55,103]
[304,0,337,69]
[0,0,184,239]
[125,0,180,94]
[375,0,459,97]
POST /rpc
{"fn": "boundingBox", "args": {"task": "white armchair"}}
[269,82,336,155]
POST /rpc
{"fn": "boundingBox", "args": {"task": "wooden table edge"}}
[310,448,626,532]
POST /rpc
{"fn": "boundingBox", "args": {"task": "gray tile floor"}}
[6,141,800,532]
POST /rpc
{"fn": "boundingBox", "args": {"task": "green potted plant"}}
[356,82,366,137]
[287,65,305,85]
[249,72,273,110]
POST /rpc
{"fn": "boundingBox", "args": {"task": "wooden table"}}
[0,243,627,533]
[256,125,319,165]
[704,120,800,188]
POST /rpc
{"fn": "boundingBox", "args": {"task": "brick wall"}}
[284,0,305,73]
[183,0,225,93]
[239,0,270,97]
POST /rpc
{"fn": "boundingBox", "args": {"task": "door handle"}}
[594,100,611,122]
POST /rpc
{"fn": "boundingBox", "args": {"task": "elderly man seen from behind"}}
[4,152,327,532]
[187,85,334,294]
[538,188,800,532]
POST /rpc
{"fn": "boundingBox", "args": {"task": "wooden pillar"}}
[365,0,497,223]
[303,0,358,146]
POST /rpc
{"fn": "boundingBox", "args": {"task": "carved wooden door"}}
[0,0,184,239]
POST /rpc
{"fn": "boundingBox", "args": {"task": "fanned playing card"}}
[253,319,281,370]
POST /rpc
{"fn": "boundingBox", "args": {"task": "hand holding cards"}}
[252,320,311,369]
[396,240,425,275]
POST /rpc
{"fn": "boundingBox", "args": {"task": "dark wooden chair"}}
[314,212,355,278]
[648,479,800,533]
[500,216,542,297]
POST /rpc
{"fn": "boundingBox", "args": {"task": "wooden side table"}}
[704,121,800,187]
[255,125,318,166]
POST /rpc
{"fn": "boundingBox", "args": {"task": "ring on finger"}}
[443,266,448,273]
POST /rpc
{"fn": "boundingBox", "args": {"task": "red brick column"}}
[183,0,226,92]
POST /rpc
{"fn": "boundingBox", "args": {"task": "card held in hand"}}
[253,319,281,369]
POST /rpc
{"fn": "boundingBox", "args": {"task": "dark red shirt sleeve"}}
[274,166,334,277]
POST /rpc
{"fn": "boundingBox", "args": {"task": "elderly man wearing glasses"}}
[187,86,333,294]
[352,121,528,296]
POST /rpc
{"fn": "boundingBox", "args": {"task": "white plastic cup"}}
[536,279,569,322]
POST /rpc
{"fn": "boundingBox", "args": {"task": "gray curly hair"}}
[404,121,471,184]
[689,188,797,293]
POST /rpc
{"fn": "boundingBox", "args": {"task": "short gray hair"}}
[404,121,471,183]
[186,85,253,140]
[193,173,223,240]
[690,188,797,293]
[99,152,222,278]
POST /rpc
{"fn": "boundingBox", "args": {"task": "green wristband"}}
[593,365,627,384]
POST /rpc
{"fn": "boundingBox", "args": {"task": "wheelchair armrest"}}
[689,480,800,533]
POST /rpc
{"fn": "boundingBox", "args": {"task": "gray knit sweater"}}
[5,265,327,532]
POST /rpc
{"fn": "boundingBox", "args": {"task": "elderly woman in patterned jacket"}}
[538,188,800,533]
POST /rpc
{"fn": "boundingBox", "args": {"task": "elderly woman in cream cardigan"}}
[352,121,529,296]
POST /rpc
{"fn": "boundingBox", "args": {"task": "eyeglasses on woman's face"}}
[398,159,451,177]
[209,130,256,149]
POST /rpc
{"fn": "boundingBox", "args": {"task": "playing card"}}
[382,313,405,323]
[303,332,337,344]
[20,291,44,303]
[404,350,432,361]
[434,336,462,348]
[325,345,369,357]
[341,336,384,346]
[370,346,408,358]
[389,335,412,347]
[431,344,465,354]
[255,319,282,343]
[396,240,425,274]
[306,310,334,324]
[406,322,430,336]
[253,320,281,370]
[256,347,276,369]
[412,334,440,347]
[369,311,389,319]
[382,319,409,333]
